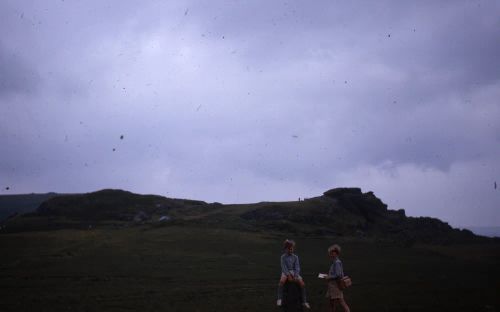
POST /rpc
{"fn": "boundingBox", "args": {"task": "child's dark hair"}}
[283,239,296,249]
[328,244,341,255]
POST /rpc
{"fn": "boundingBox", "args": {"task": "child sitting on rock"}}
[277,239,310,309]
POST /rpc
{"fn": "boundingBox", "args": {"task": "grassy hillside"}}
[36,189,206,221]
[0,226,498,312]
[2,188,486,246]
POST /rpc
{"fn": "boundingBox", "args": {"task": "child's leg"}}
[297,277,307,303]
[277,274,287,300]
[332,299,339,312]
[339,298,350,312]
[329,299,336,312]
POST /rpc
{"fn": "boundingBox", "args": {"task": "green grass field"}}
[1,225,499,312]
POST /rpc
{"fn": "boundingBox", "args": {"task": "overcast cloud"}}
[0,0,499,227]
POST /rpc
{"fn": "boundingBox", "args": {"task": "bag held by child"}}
[338,276,352,289]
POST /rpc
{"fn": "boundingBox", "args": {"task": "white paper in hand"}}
[318,273,328,279]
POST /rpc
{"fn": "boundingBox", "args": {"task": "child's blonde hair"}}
[283,239,296,249]
[328,244,341,255]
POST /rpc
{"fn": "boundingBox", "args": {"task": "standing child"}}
[277,239,311,309]
[325,244,350,312]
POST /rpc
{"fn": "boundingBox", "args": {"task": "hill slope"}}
[0,187,487,245]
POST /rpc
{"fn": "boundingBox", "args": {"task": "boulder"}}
[282,281,303,312]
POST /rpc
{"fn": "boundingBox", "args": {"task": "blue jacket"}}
[328,258,344,280]
[281,253,301,276]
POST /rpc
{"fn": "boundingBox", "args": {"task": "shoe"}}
[276,299,282,306]
[303,302,311,309]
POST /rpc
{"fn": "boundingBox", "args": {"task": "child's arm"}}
[294,255,301,277]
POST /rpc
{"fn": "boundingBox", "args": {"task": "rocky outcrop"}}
[239,187,482,244]
[323,187,362,198]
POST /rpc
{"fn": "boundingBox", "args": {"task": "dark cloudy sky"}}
[1,0,499,227]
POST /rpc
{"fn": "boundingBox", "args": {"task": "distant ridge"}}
[0,193,62,222]
[465,226,500,238]
[1,188,494,245]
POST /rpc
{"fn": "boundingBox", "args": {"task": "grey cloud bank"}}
[0,0,499,227]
